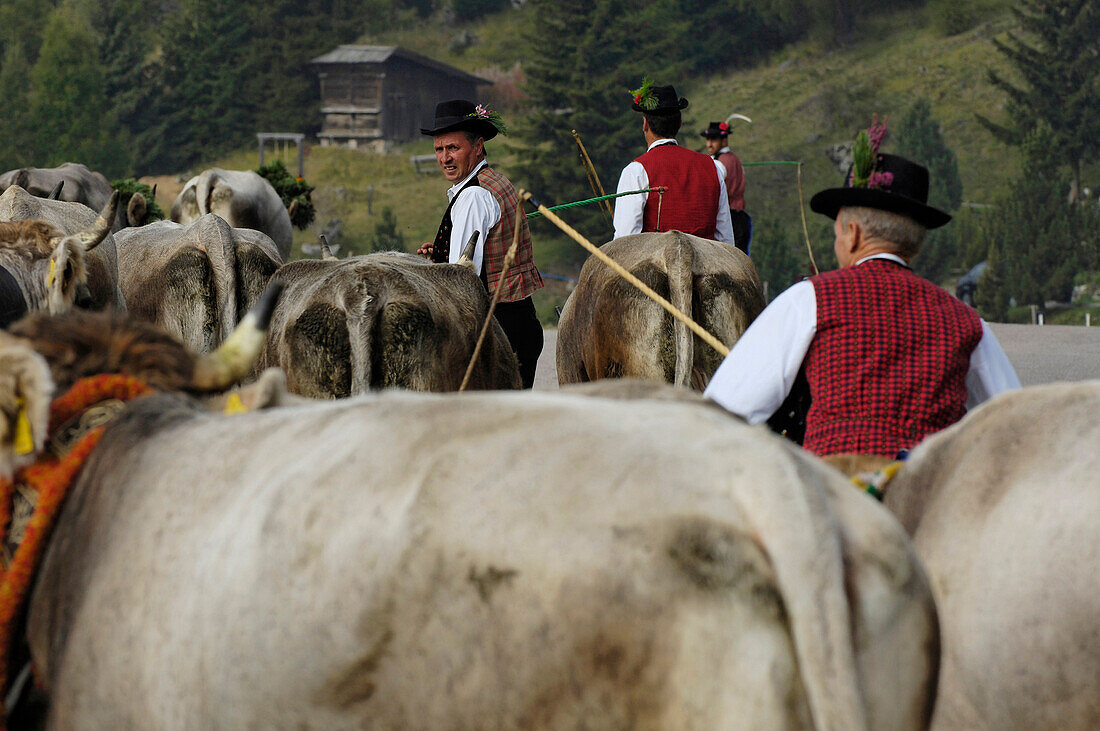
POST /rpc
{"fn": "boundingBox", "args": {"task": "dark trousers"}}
[494,296,543,389]
[731,209,752,255]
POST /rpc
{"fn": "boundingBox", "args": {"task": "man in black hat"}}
[612,81,735,245]
[700,120,751,254]
[415,99,544,388]
[703,149,1019,474]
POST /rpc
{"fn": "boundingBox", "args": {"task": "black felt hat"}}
[700,121,732,139]
[419,99,499,140]
[632,85,689,116]
[810,153,951,229]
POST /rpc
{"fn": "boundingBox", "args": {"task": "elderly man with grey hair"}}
[704,152,1019,475]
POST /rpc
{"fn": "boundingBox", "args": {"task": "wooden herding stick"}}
[528,193,731,358]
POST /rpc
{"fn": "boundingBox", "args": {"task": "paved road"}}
[533,324,1100,390]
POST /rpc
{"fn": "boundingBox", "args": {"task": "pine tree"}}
[984,127,1082,313]
[895,98,963,283]
[977,0,1099,201]
[0,43,35,171]
[513,0,685,270]
[152,0,257,172]
[81,0,167,175]
[28,6,131,177]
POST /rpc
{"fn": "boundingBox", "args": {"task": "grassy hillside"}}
[148,2,1045,322]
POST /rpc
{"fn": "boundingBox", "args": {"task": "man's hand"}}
[416,242,434,259]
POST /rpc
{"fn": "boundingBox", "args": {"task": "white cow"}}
[886,382,1100,729]
[3,310,939,728]
[171,168,294,260]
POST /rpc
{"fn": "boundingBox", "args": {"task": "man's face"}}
[704,136,726,155]
[434,131,484,183]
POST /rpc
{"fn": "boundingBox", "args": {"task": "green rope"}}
[525,164,801,218]
[526,188,659,218]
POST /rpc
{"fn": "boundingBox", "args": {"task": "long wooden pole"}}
[571,130,614,224]
[528,193,731,358]
[459,215,524,391]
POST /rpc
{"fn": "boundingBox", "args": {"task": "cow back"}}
[114,216,281,353]
[259,252,520,397]
[557,231,763,390]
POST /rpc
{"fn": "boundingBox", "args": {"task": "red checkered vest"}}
[636,143,719,238]
[432,165,543,302]
[715,151,745,211]
[803,258,983,457]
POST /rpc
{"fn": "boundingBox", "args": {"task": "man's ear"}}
[642,117,651,134]
[846,219,862,255]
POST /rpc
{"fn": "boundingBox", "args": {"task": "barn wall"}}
[381,58,480,142]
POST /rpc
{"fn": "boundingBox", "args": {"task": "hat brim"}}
[810,187,952,229]
[633,98,689,115]
[700,131,728,139]
[420,116,498,141]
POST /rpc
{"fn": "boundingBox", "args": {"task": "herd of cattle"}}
[0,163,1096,728]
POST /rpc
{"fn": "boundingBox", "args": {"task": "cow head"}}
[43,191,118,314]
[0,279,285,475]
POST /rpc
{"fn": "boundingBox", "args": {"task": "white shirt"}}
[612,139,735,244]
[446,160,501,275]
[703,253,1021,424]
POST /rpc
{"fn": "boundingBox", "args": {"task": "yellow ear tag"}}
[47,258,56,287]
[14,400,35,456]
[223,392,249,415]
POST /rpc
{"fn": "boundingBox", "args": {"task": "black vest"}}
[431,173,484,264]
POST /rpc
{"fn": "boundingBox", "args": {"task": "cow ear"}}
[46,239,87,314]
[0,332,55,480]
[127,191,147,227]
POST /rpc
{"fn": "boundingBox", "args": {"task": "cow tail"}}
[347,300,375,394]
[664,232,694,388]
[208,216,239,345]
[732,452,870,731]
[196,171,216,217]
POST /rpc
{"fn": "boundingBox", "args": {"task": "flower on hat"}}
[850,114,891,190]
[718,121,730,134]
[629,76,658,111]
[466,104,508,136]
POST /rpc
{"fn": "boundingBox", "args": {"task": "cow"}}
[112,215,283,353]
[0,163,149,231]
[0,305,938,728]
[884,382,1100,729]
[557,230,765,390]
[0,188,121,325]
[256,245,521,396]
[171,169,295,261]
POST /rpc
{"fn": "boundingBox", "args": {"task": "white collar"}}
[717,146,731,154]
[447,160,489,200]
[646,138,678,151]
[855,253,909,267]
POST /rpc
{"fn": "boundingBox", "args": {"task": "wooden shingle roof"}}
[309,45,489,86]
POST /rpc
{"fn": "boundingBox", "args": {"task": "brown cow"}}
[256,248,520,396]
[557,230,765,390]
[112,215,283,353]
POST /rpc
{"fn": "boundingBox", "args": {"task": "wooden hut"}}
[310,45,490,151]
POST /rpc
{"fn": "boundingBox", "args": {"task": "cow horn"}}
[191,279,285,391]
[456,230,480,269]
[47,180,64,200]
[74,190,119,251]
[319,233,335,260]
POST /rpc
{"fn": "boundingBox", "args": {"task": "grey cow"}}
[257,249,521,396]
[557,230,764,390]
